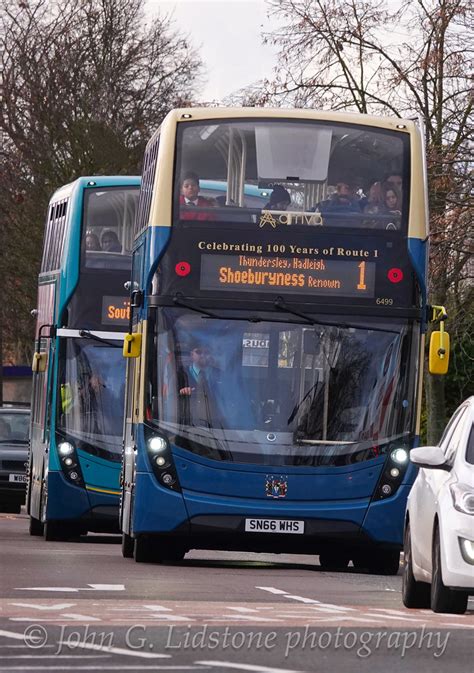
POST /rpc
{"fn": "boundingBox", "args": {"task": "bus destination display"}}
[200,254,376,298]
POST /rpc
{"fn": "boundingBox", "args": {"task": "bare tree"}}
[258,0,473,441]
[0,0,203,370]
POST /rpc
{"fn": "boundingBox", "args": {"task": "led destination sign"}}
[101,296,130,325]
[200,254,376,297]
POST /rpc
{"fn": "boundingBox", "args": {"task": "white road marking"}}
[55,640,171,658]
[10,603,77,611]
[0,656,110,660]
[16,585,125,593]
[255,587,355,611]
[84,585,125,592]
[0,629,170,660]
[362,613,425,622]
[196,662,306,673]
[2,664,204,673]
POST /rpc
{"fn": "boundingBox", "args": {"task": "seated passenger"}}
[381,182,402,230]
[85,231,101,251]
[101,230,122,253]
[314,181,360,216]
[385,173,403,194]
[383,183,402,215]
[263,185,291,211]
[179,171,216,221]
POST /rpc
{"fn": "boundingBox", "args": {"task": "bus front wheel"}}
[122,532,134,558]
[134,535,186,564]
[29,515,44,536]
[354,549,400,575]
[318,552,350,570]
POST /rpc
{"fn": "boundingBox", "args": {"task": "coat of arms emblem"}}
[265,475,288,498]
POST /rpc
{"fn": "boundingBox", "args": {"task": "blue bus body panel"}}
[46,471,118,521]
[43,176,140,523]
[172,449,384,501]
[134,472,189,533]
[76,449,121,494]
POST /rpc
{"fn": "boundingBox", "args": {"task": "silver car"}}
[0,407,30,513]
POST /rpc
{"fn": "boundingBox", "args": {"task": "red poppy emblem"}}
[387,268,403,283]
[175,261,191,277]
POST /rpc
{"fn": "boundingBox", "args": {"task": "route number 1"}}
[357,261,367,290]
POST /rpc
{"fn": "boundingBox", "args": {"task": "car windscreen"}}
[0,412,30,444]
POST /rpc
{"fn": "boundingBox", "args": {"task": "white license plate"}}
[9,474,27,483]
[245,518,304,534]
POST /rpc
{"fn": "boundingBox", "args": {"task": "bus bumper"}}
[46,471,119,531]
[133,472,409,551]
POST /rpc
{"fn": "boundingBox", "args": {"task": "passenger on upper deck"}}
[101,230,122,253]
[314,180,360,216]
[263,185,291,211]
[385,173,403,194]
[383,183,402,215]
[85,231,101,251]
[179,171,216,221]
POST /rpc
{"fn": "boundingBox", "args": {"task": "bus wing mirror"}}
[428,304,450,375]
[429,330,450,375]
[123,333,142,358]
[32,352,46,373]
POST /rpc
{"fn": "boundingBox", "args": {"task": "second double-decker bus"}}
[121,108,447,572]
[27,176,140,540]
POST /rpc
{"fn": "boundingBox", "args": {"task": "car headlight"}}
[450,483,474,515]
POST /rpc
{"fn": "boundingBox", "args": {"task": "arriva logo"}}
[259,211,324,228]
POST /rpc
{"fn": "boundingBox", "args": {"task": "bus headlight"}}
[147,436,167,452]
[58,441,74,456]
[56,436,84,487]
[374,444,411,501]
[144,427,181,492]
[391,448,409,464]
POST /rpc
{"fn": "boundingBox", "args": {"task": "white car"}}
[403,396,474,614]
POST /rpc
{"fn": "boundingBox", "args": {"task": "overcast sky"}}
[146,0,278,101]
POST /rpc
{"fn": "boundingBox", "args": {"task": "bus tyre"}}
[402,523,430,608]
[29,515,44,537]
[0,502,21,514]
[122,532,134,558]
[44,520,69,542]
[366,549,400,575]
[134,536,157,563]
[318,552,350,570]
[431,526,468,614]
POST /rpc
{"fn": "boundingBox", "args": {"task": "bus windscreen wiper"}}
[79,330,121,348]
[274,297,316,325]
[173,293,263,323]
[173,293,221,318]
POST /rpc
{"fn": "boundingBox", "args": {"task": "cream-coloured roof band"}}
[145,108,427,241]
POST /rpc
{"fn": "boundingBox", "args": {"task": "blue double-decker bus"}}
[121,109,446,573]
[27,176,140,540]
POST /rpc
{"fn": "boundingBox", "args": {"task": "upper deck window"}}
[174,119,409,232]
[82,187,139,268]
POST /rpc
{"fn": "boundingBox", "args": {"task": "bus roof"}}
[160,107,416,134]
[50,176,141,203]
